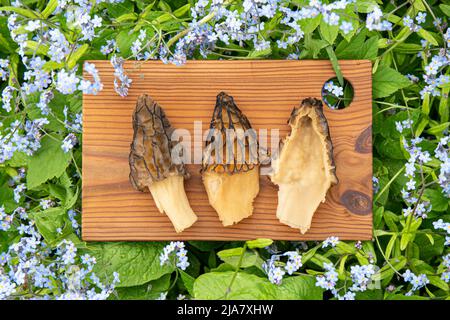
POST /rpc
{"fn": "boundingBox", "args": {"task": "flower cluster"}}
[0,118,49,164]
[365,7,392,31]
[0,218,119,300]
[322,236,340,248]
[1,86,14,112]
[101,39,117,55]
[434,137,450,196]
[79,62,103,95]
[57,0,104,41]
[0,0,105,163]
[263,250,303,285]
[315,263,339,291]
[348,264,376,292]
[398,134,437,219]
[131,29,152,60]
[316,262,376,300]
[441,254,450,283]
[324,81,344,98]
[433,219,450,247]
[402,269,429,296]
[39,199,54,210]
[61,133,78,153]
[395,119,413,134]
[56,69,80,95]
[0,206,13,231]
[68,209,81,236]
[402,12,426,33]
[420,50,450,98]
[0,59,9,81]
[159,241,190,271]
[111,55,132,97]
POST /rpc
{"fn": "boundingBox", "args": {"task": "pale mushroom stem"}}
[202,168,259,226]
[148,175,197,233]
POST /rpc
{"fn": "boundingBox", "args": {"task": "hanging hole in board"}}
[321,77,354,110]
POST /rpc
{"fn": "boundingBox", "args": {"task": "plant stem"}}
[166,0,233,48]
[224,243,247,299]
[374,166,405,202]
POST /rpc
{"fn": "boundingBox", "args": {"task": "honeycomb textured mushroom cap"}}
[129,94,188,191]
[201,91,259,174]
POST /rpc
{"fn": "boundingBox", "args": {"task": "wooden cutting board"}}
[82,60,372,241]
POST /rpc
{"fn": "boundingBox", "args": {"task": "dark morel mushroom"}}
[270,98,338,234]
[129,94,197,233]
[202,92,260,226]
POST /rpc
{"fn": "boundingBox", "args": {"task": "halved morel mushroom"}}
[201,92,260,226]
[270,98,338,234]
[129,94,197,233]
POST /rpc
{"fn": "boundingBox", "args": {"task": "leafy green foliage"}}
[87,242,175,287]
[193,272,321,300]
[27,136,72,189]
[372,65,411,98]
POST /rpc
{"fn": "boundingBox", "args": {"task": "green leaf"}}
[301,244,321,264]
[115,13,138,23]
[429,275,449,292]
[385,234,397,260]
[105,0,135,18]
[376,138,405,160]
[421,92,430,115]
[188,241,225,251]
[0,33,14,53]
[158,0,172,12]
[336,33,379,60]
[0,183,16,212]
[415,116,429,137]
[24,41,49,56]
[427,122,450,136]
[116,29,140,57]
[438,87,449,122]
[193,272,321,300]
[113,274,171,300]
[440,4,450,17]
[423,189,449,212]
[88,242,174,287]
[325,46,343,86]
[173,3,190,17]
[246,238,273,249]
[41,0,58,18]
[0,6,40,19]
[354,0,379,13]
[34,207,73,247]
[67,44,89,69]
[27,136,71,190]
[373,256,407,281]
[5,151,29,167]
[385,293,428,300]
[400,216,422,251]
[372,65,411,98]
[42,61,65,72]
[298,15,321,34]
[217,248,264,270]
[248,46,272,58]
[319,19,339,45]
[180,270,195,296]
[417,29,439,46]
[301,38,328,59]
[355,289,383,300]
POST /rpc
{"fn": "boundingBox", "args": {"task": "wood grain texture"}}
[82,60,373,241]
